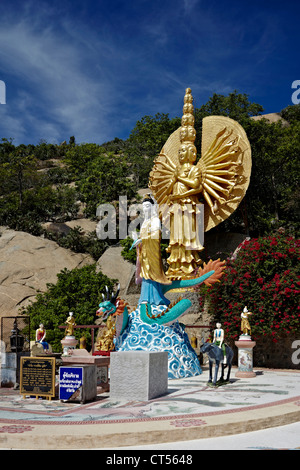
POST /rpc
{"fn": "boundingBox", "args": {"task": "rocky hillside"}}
[0,227,94,316]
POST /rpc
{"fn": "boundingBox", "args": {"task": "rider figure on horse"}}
[213,323,227,364]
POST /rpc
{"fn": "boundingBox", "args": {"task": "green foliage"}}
[0,145,38,204]
[280,103,300,123]
[120,236,169,264]
[196,91,264,122]
[21,264,117,352]
[200,232,300,342]
[120,237,137,264]
[126,113,180,189]
[64,144,136,217]
[0,185,79,232]
[242,119,300,236]
[47,226,108,261]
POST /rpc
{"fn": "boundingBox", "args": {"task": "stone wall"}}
[219,334,300,369]
[252,335,300,369]
[182,330,300,370]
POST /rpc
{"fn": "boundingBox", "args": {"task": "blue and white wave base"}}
[115,305,202,379]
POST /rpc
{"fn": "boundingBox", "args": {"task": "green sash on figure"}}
[215,340,226,357]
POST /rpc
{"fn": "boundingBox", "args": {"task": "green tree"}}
[126,113,180,189]
[65,144,136,217]
[1,145,37,207]
[34,140,60,161]
[242,117,300,236]
[280,103,300,123]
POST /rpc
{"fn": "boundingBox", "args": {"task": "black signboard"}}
[20,357,56,400]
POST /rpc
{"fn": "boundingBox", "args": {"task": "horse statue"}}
[200,340,234,387]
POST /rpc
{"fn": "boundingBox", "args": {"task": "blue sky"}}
[0,0,299,146]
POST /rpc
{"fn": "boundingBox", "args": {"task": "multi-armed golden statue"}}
[149,87,251,280]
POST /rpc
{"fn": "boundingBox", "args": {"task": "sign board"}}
[20,357,56,400]
[59,367,83,401]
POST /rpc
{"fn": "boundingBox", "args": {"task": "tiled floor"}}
[0,367,299,449]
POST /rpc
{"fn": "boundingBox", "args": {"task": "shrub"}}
[200,232,300,342]
[46,226,108,261]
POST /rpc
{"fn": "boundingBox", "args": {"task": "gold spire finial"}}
[180,88,196,146]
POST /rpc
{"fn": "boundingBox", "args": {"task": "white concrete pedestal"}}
[61,336,78,356]
[110,351,168,401]
[235,339,256,378]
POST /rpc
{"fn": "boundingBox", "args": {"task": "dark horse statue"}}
[200,341,234,387]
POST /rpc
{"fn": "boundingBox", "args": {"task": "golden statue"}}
[65,312,76,336]
[149,88,251,280]
[240,306,253,336]
[95,316,116,352]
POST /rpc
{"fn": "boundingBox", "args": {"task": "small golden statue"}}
[65,312,76,336]
[240,306,252,336]
[95,316,116,352]
[149,88,251,280]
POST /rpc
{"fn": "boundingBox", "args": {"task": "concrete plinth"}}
[61,336,78,356]
[110,351,168,401]
[235,340,256,378]
[61,349,110,391]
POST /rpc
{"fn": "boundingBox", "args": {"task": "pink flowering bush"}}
[200,233,300,342]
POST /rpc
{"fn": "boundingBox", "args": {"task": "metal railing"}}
[58,324,213,354]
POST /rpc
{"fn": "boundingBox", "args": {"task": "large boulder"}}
[0,228,94,317]
[96,245,135,296]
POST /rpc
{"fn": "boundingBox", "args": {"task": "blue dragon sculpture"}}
[97,259,225,328]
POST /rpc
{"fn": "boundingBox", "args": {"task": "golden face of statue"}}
[183,102,194,115]
[180,125,196,142]
[181,113,194,126]
[178,143,197,164]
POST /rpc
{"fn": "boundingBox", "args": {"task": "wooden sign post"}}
[20,357,56,400]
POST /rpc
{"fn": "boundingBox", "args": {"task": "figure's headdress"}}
[142,193,155,204]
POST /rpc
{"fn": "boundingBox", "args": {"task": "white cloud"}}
[0,8,125,144]
[0,1,288,145]
[183,0,200,15]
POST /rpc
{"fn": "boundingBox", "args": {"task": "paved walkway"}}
[0,366,299,450]
[114,422,300,450]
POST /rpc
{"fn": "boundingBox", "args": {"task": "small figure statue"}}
[35,323,49,352]
[65,312,76,336]
[241,306,252,336]
[96,316,116,352]
[213,322,227,364]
